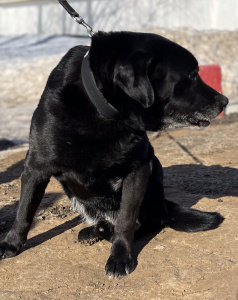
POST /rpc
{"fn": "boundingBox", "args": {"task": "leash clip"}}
[58,0,94,38]
[73,16,94,38]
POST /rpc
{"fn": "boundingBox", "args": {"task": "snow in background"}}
[0,35,90,142]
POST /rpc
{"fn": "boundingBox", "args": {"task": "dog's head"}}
[89,32,228,130]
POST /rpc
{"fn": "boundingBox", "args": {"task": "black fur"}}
[0,32,228,277]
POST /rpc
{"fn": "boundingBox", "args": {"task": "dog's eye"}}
[188,70,198,80]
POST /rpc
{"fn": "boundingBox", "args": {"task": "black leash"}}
[58,0,119,119]
[58,0,94,37]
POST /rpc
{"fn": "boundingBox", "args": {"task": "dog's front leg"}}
[105,161,151,278]
[0,167,50,259]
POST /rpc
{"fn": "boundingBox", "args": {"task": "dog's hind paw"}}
[78,226,100,244]
[79,237,100,246]
[105,255,135,278]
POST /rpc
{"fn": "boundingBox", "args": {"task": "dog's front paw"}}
[0,241,20,259]
[105,255,135,278]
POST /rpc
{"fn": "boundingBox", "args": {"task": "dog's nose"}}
[221,95,229,107]
[215,94,229,107]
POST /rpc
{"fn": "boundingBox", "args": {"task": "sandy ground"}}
[0,115,238,300]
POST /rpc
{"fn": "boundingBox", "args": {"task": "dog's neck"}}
[81,48,162,132]
[81,52,119,120]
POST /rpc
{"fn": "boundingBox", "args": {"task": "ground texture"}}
[0,115,238,300]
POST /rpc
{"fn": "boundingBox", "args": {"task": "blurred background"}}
[1,3,238,296]
[0,0,238,144]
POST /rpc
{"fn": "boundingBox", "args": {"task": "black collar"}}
[81,52,119,119]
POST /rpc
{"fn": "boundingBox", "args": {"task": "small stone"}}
[36,215,46,220]
[153,245,165,251]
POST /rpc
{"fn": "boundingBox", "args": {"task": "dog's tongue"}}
[198,120,210,127]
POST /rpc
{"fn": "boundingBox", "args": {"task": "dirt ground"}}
[0,114,238,300]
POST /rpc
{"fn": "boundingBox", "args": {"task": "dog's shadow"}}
[163,164,238,206]
[0,159,25,184]
[131,163,238,266]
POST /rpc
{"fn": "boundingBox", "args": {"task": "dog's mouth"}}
[161,116,212,129]
[161,112,214,129]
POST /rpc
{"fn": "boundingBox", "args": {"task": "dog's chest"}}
[60,168,123,200]
[56,131,152,199]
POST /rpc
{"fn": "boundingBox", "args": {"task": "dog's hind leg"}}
[78,220,114,244]
[139,156,224,233]
[165,200,224,232]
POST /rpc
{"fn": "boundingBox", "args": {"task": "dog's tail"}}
[165,200,224,232]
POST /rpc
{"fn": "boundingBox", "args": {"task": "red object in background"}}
[199,64,224,117]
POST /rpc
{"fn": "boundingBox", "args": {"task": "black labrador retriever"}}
[0,32,228,278]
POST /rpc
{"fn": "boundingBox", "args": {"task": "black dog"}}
[0,32,228,278]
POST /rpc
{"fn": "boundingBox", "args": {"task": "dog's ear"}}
[113,51,154,108]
